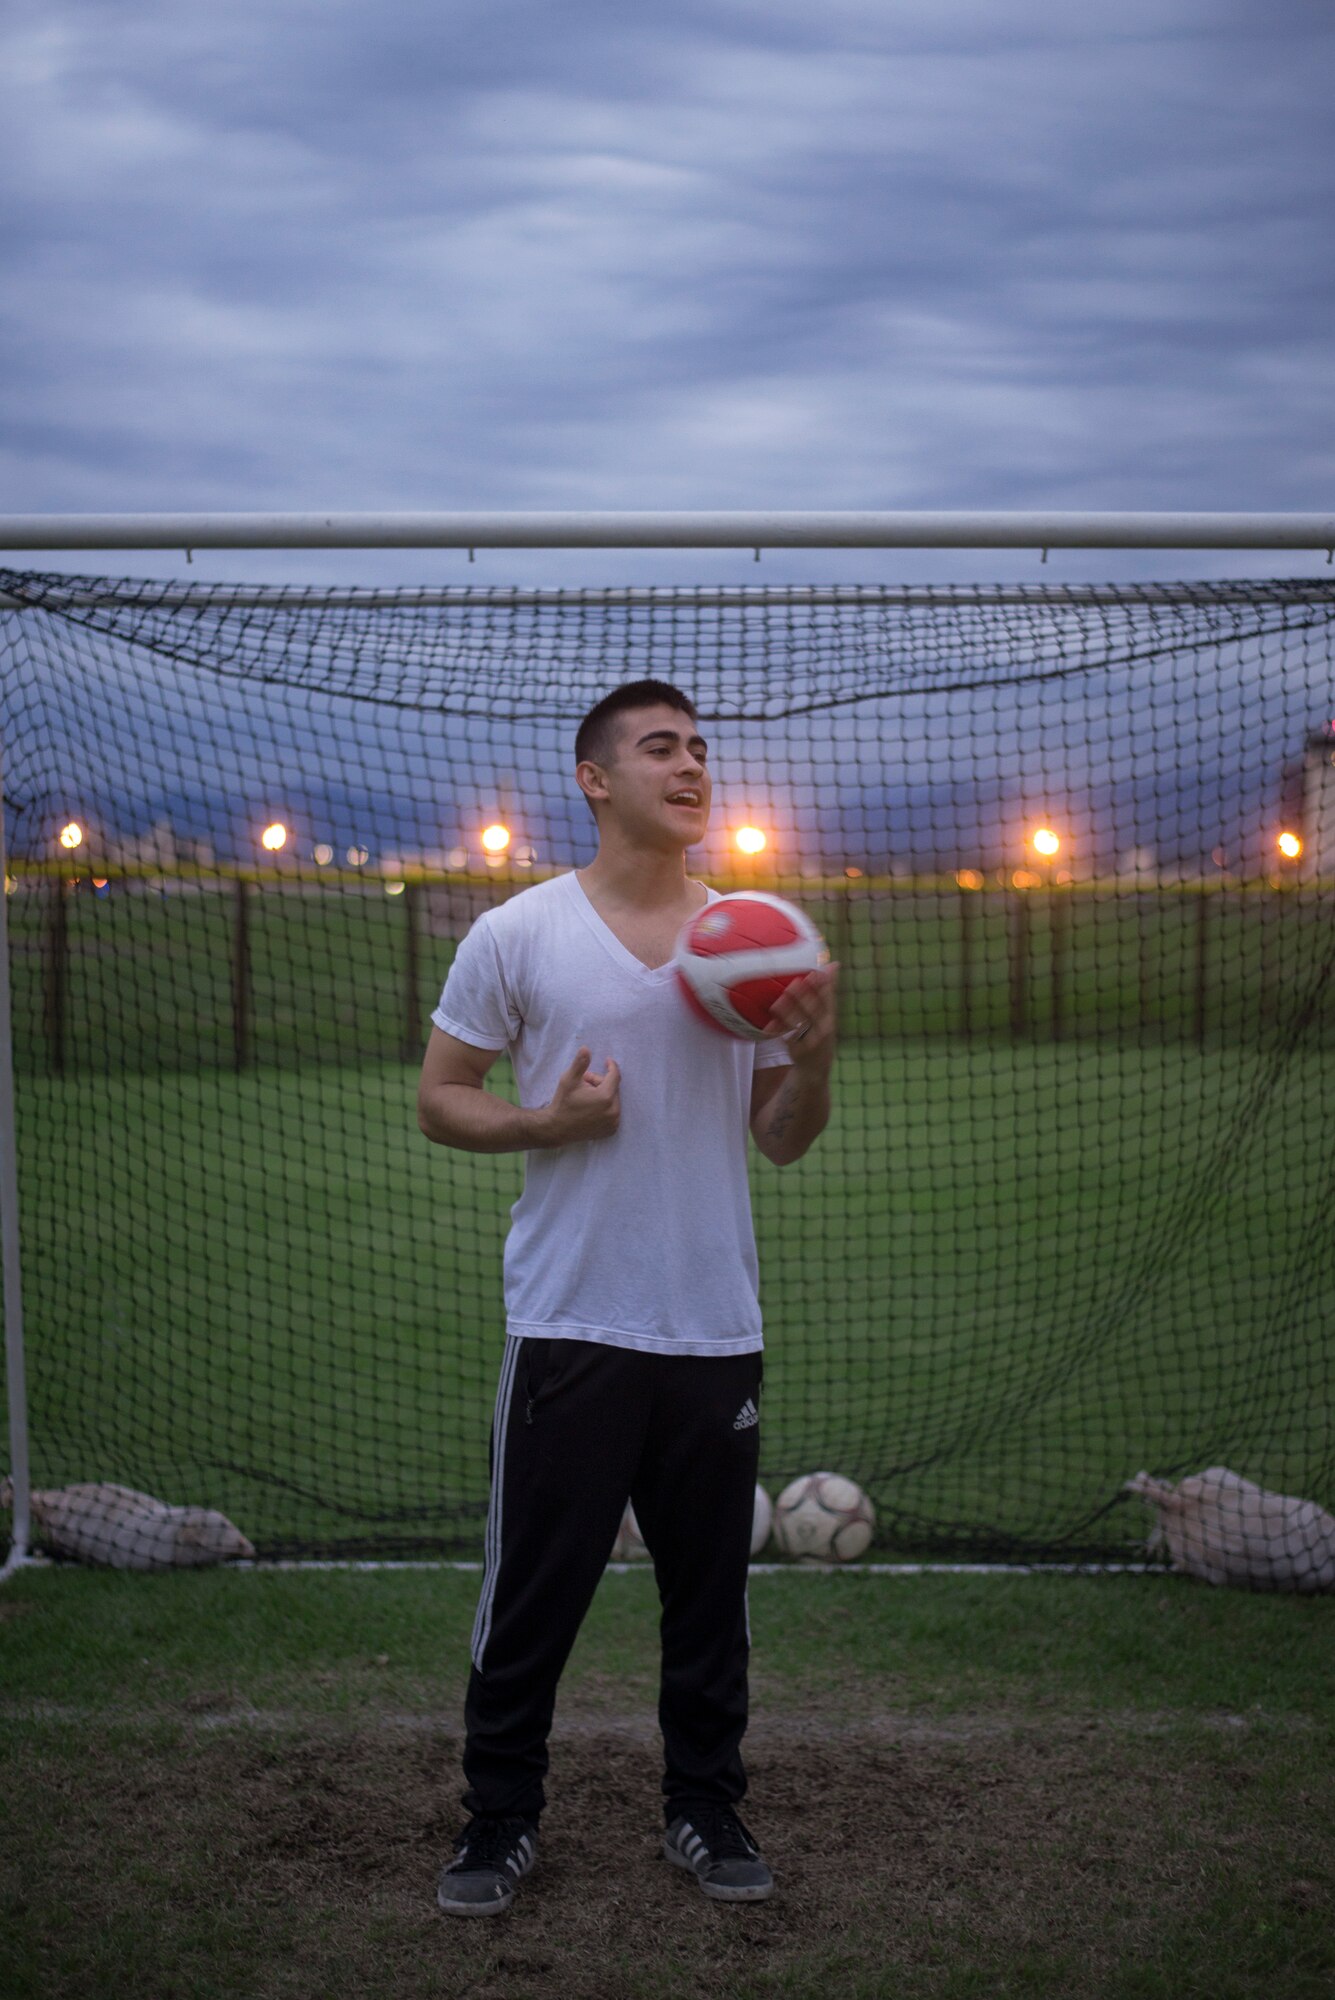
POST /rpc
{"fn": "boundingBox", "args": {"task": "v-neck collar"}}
[567,871,709,984]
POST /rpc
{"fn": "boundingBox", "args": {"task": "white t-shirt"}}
[431,870,791,1356]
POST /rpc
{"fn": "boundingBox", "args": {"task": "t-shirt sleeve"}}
[754,1036,793,1070]
[430,915,520,1051]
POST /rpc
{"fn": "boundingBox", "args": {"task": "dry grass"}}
[4,1706,1333,2000]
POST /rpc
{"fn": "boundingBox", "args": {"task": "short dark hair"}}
[574,679,699,769]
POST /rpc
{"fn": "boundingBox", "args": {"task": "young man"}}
[417,678,838,1916]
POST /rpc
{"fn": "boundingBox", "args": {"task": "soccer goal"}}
[2,512,1335,1581]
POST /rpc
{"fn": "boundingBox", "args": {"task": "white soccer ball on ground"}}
[609,1485,774,1563]
[751,1483,773,1555]
[610,1502,649,1561]
[674,892,828,1042]
[772,1472,875,1563]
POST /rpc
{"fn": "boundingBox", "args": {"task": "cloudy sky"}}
[2,0,1333,587]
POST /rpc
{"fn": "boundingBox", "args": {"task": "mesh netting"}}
[2,571,1334,1577]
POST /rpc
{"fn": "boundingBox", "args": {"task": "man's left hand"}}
[767,963,839,1070]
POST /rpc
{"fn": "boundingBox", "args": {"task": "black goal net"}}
[3,572,1334,1578]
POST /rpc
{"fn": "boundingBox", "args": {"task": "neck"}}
[579,827,696,910]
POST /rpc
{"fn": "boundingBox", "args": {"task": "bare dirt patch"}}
[4,1717,1333,2000]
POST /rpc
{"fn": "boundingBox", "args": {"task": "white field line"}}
[2,1553,1163,1582]
[235,1560,1161,1577]
[0,1700,1301,1742]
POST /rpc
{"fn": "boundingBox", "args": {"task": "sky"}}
[2,0,1334,591]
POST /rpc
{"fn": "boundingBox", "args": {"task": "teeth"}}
[668,793,700,805]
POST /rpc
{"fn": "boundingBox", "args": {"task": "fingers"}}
[769,964,839,1051]
[767,968,822,1026]
[570,1049,620,1094]
[585,1059,620,1100]
[545,1047,620,1145]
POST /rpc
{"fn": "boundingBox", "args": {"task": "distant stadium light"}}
[1277,830,1303,861]
[1030,826,1060,859]
[480,822,511,855]
[734,826,767,855]
[313,843,334,866]
[260,822,288,852]
[956,869,984,891]
[58,821,84,850]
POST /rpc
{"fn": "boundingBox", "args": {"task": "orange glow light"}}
[734,826,767,855]
[1277,830,1303,861]
[1031,827,1060,859]
[58,821,85,851]
[480,823,512,855]
[260,822,288,852]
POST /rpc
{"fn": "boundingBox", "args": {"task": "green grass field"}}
[6,1029,1332,1561]
[2,1565,1332,1999]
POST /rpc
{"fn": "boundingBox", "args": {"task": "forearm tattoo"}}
[764,1071,801,1146]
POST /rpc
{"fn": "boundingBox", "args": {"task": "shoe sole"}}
[663,1839,775,1901]
[436,1885,517,1916]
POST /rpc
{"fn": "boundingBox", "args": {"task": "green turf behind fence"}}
[7,1042,1332,1558]
[7,875,1335,1076]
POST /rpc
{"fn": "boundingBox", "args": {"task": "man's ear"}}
[576,758,608,808]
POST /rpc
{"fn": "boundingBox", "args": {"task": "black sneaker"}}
[436,1815,538,1916]
[663,1804,774,1902]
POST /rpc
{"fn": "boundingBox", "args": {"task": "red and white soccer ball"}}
[674,892,828,1042]
[772,1472,875,1563]
[610,1486,774,1562]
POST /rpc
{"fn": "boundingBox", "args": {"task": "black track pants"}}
[462,1336,763,1825]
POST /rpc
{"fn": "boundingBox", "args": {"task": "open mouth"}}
[666,791,703,808]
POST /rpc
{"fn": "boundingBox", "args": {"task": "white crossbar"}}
[0,509,1332,552]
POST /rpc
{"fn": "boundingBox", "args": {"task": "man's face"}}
[580,703,712,850]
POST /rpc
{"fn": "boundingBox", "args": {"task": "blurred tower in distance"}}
[1301,724,1335,878]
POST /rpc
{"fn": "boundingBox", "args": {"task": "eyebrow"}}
[634,727,709,755]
